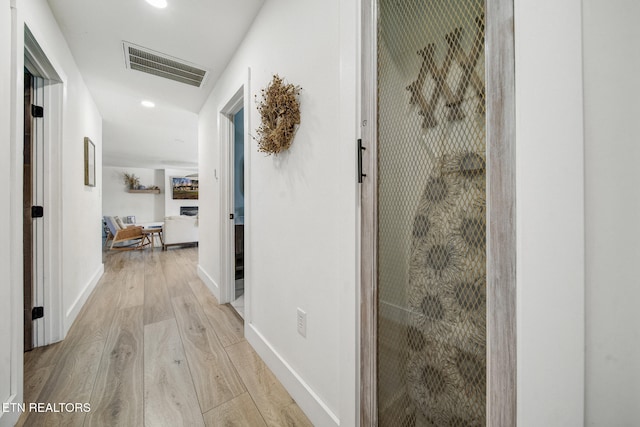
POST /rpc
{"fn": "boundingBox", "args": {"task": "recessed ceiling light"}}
[145,0,167,8]
[141,100,155,108]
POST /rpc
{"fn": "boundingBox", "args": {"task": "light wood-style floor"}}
[18,247,312,427]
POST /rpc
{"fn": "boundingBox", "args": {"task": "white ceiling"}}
[47,0,264,170]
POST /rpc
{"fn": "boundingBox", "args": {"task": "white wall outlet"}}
[297,308,307,337]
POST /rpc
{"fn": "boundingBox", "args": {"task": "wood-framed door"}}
[360,0,516,425]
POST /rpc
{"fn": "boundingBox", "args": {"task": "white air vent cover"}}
[123,41,208,87]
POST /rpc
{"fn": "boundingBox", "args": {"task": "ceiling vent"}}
[123,41,208,88]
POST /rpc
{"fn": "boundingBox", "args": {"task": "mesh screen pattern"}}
[376,0,486,425]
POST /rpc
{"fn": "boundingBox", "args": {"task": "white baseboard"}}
[64,263,104,335]
[197,265,220,301]
[246,324,340,427]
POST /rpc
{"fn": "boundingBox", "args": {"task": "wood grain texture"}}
[143,269,173,325]
[17,343,63,427]
[118,268,145,308]
[226,341,312,427]
[20,343,63,424]
[22,340,104,427]
[163,250,197,298]
[486,0,518,425]
[85,306,144,427]
[144,319,205,427]
[203,392,267,427]
[62,276,120,349]
[189,279,244,347]
[172,293,246,413]
[360,0,379,424]
[22,247,308,427]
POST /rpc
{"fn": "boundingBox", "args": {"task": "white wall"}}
[103,166,165,223]
[1,0,103,423]
[514,0,585,425]
[198,0,358,425]
[1,0,19,425]
[583,1,640,425]
[164,168,198,217]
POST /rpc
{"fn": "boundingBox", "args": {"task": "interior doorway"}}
[22,25,64,350]
[219,82,249,318]
[230,108,245,317]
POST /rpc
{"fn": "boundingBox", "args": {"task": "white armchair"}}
[163,215,198,250]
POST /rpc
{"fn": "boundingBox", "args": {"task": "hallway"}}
[18,248,311,426]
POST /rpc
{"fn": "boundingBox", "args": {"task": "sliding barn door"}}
[360,0,516,425]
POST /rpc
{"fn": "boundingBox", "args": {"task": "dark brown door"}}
[23,70,34,352]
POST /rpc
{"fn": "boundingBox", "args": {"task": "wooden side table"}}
[142,226,164,249]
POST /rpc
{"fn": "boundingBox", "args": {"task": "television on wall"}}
[171,177,198,200]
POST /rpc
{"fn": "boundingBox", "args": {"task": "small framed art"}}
[84,137,95,187]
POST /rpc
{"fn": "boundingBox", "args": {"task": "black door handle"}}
[358,139,367,183]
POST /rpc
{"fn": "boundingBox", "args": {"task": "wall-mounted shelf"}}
[128,189,161,194]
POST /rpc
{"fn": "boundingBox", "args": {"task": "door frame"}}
[23,70,34,352]
[359,0,517,425]
[219,73,250,312]
[23,25,64,347]
[24,72,48,350]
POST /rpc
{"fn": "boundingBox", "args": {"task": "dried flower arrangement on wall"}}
[123,173,140,190]
[122,172,159,192]
[254,74,301,155]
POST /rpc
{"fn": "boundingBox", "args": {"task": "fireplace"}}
[180,206,198,216]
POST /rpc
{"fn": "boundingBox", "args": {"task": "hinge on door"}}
[32,306,44,320]
[357,139,367,183]
[31,206,44,218]
[31,105,44,118]
[229,213,234,220]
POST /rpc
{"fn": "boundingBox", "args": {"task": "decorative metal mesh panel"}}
[376,0,486,425]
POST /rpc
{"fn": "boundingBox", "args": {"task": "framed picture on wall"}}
[171,177,198,199]
[84,137,95,187]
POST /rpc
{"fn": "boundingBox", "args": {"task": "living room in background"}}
[102,166,165,225]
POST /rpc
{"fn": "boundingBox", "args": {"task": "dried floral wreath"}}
[254,74,301,155]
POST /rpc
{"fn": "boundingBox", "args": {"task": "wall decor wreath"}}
[254,74,301,155]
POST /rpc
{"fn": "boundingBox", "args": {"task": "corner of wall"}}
[64,263,104,335]
[245,324,341,427]
[197,265,220,302]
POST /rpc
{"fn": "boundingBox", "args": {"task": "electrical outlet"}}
[297,308,307,337]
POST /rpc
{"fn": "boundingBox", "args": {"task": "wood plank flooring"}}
[18,247,312,427]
